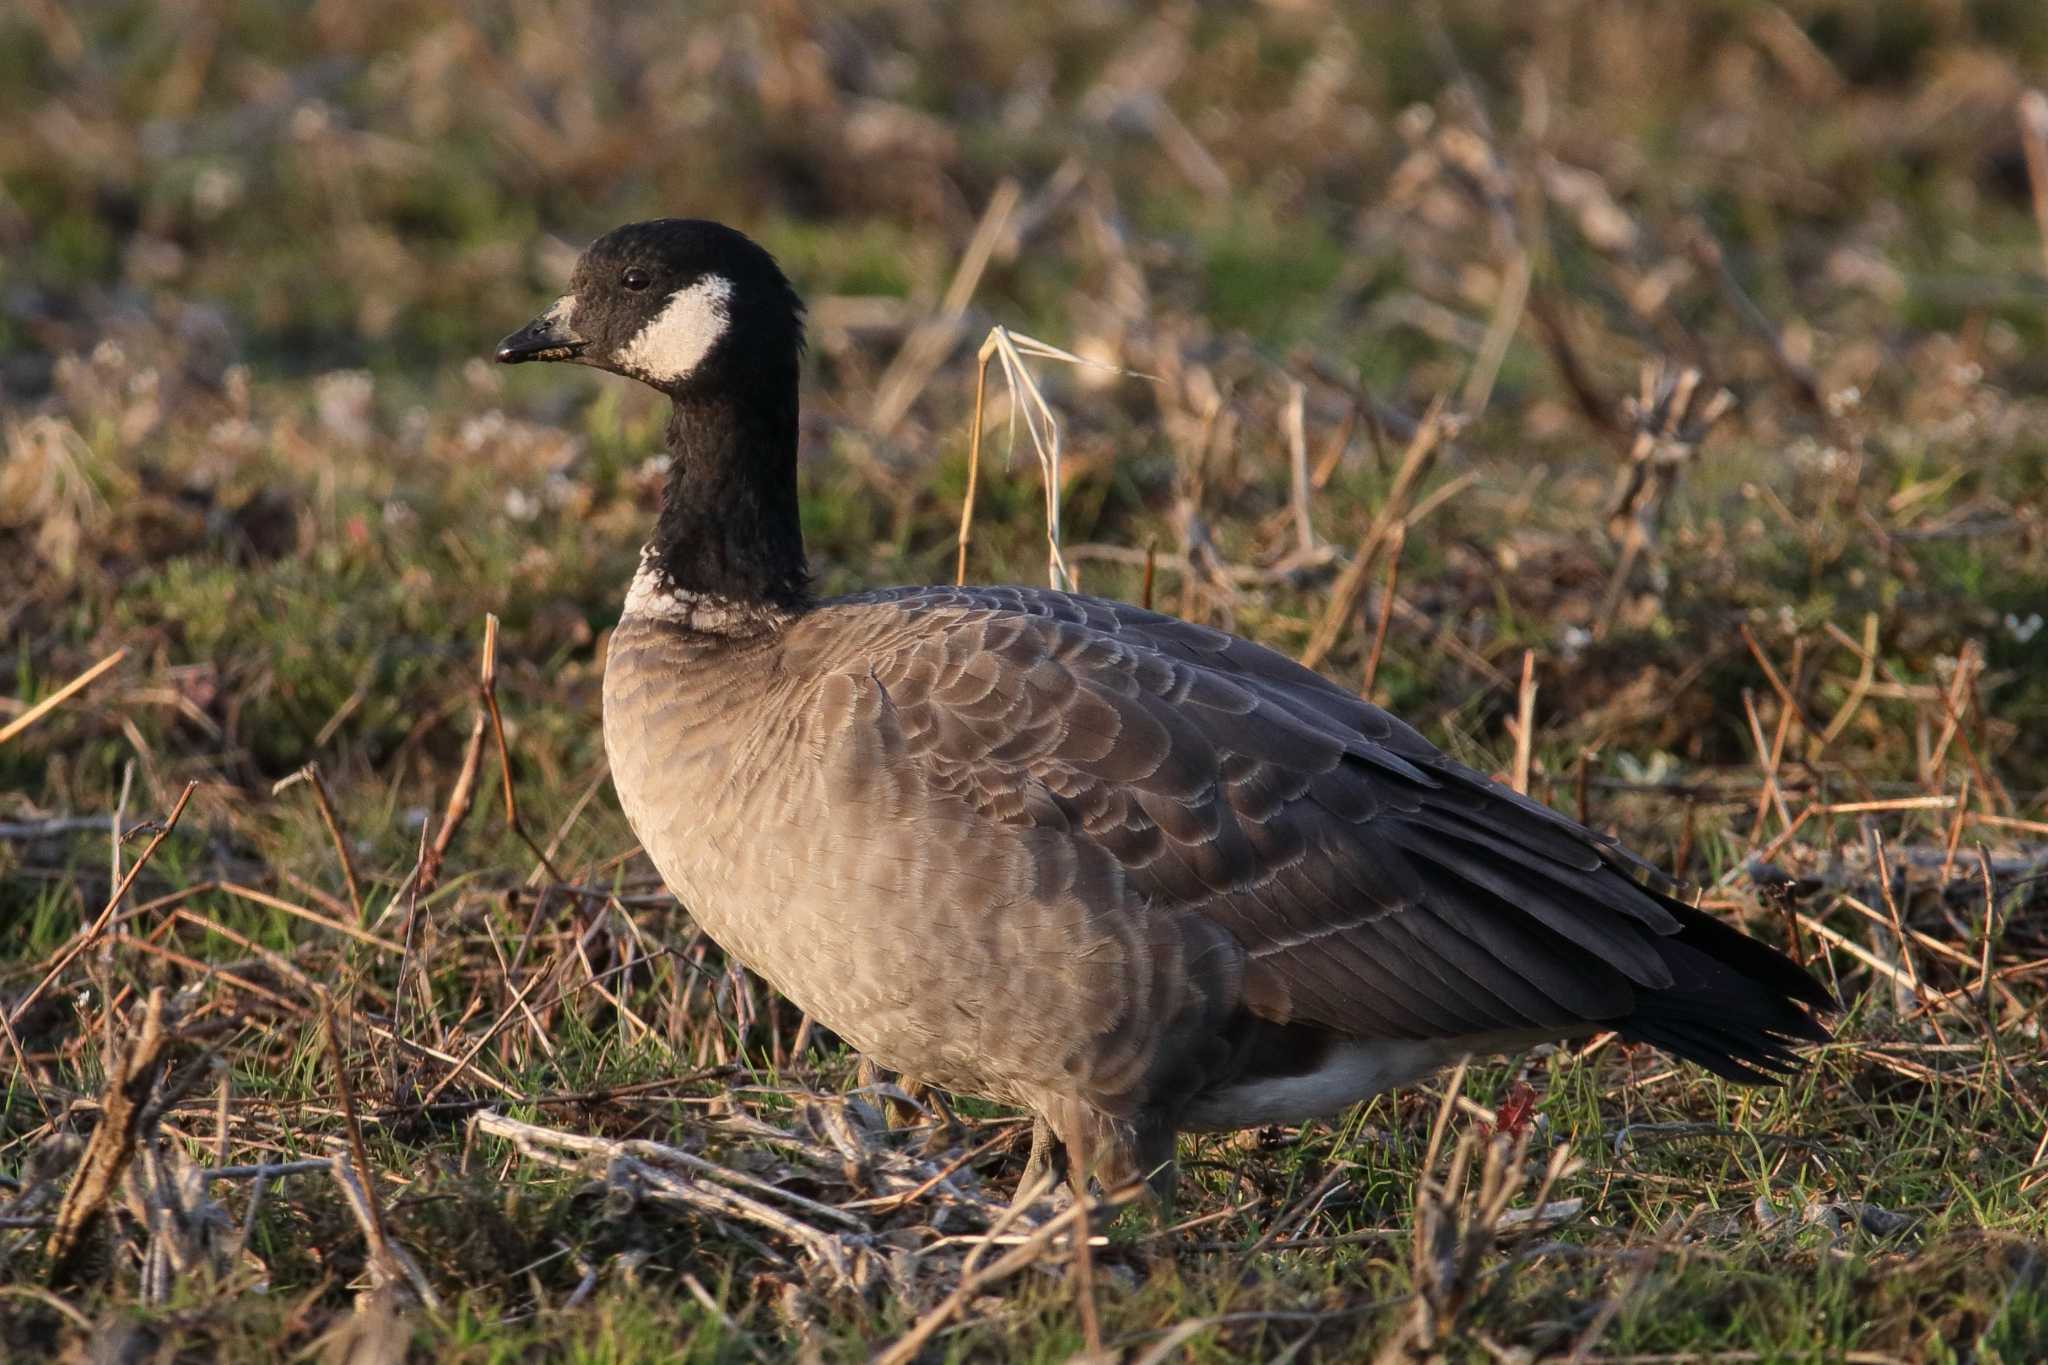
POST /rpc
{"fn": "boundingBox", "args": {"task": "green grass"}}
[4,0,2048,1359]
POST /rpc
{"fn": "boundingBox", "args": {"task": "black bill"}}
[495,298,586,364]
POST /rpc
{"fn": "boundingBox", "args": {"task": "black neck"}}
[648,378,809,611]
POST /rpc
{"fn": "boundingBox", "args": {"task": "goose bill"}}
[495,297,587,364]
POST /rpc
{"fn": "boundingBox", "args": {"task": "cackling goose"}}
[495,219,1832,1198]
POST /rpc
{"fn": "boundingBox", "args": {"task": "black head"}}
[496,219,804,396]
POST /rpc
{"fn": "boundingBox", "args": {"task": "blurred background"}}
[5,1,2048,1356]
[7,0,2047,798]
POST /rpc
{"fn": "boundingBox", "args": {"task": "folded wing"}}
[816,586,1831,1084]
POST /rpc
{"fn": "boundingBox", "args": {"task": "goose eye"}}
[622,268,651,292]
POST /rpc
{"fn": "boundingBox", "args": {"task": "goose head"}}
[496,218,812,609]
[495,218,804,396]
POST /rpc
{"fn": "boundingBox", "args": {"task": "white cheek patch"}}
[544,294,577,327]
[616,275,735,384]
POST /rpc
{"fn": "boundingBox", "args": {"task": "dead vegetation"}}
[4,0,2048,1359]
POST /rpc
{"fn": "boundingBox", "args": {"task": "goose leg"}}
[855,1056,968,1154]
[854,1055,922,1127]
[1060,1105,1106,1356]
[1132,1114,1180,1214]
[1018,1115,1059,1196]
[920,1084,965,1149]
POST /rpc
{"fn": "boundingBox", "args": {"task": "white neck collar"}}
[620,547,785,635]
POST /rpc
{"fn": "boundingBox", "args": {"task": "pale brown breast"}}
[599,600,1232,1108]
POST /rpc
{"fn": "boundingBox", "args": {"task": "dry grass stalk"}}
[2019,90,2048,279]
[0,645,127,746]
[469,1115,868,1233]
[1926,639,1981,781]
[1939,774,1974,886]
[1739,624,1819,752]
[1561,1212,1687,1363]
[392,820,435,1089]
[45,987,178,1275]
[1281,378,1317,557]
[418,708,485,898]
[1973,842,2000,1018]
[1748,5,1846,101]
[414,947,574,1106]
[115,933,299,1016]
[870,177,1022,440]
[165,902,320,998]
[846,1123,1031,1214]
[1686,221,1825,415]
[1300,397,1447,669]
[466,1100,1136,1356]
[1527,287,1629,446]
[1510,649,1537,795]
[129,1128,230,1305]
[322,1003,441,1308]
[474,1111,859,1284]
[1360,522,1404,700]
[1460,246,1531,420]
[1375,1080,1582,1364]
[954,326,1128,590]
[216,882,399,955]
[1866,828,1950,1046]
[0,1285,92,1332]
[1309,399,1359,491]
[1229,1167,1352,1276]
[479,911,559,1066]
[1829,620,2012,813]
[477,612,567,884]
[1741,686,1797,848]
[0,1001,53,1128]
[271,762,364,921]
[312,1281,413,1364]
[1792,912,1920,1005]
[9,781,197,1032]
[1595,363,1735,638]
[1129,1318,1228,1365]
[1821,796,1956,815]
[1825,891,2012,1016]
[876,1181,1125,1365]
[1816,612,1881,754]
[954,339,991,586]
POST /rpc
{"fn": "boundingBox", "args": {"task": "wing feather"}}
[806,585,1827,1072]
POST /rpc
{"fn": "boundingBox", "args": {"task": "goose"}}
[495,218,1831,1199]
